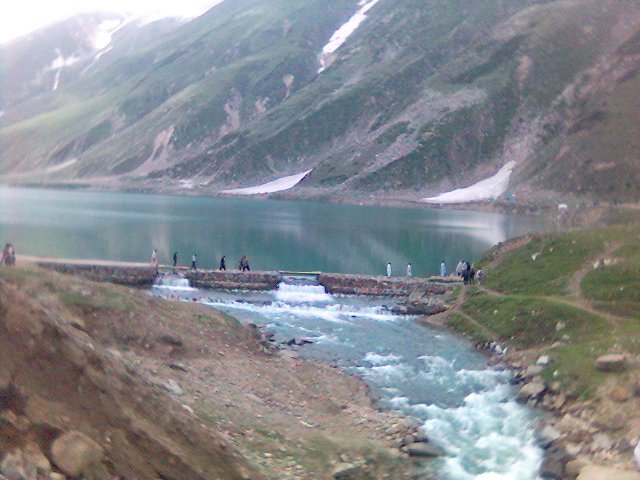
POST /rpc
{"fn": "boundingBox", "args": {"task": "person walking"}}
[406,263,413,277]
[386,262,392,277]
[440,260,447,277]
[476,268,485,285]
[191,253,197,270]
[219,256,226,271]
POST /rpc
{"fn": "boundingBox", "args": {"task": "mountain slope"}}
[0,0,639,203]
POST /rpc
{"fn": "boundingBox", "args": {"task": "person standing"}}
[440,260,447,277]
[173,251,178,267]
[1,243,15,266]
[150,249,158,267]
[191,254,197,270]
[386,262,392,277]
[456,260,465,277]
[406,263,413,277]
[219,256,226,271]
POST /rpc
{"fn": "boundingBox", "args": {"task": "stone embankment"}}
[185,270,281,291]
[29,258,459,315]
[36,261,157,286]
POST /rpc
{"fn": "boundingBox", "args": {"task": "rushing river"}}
[0,186,547,275]
[153,278,543,480]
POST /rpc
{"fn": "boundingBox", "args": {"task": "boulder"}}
[332,463,365,479]
[594,354,626,372]
[163,379,184,396]
[577,465,640,480]
[538,425,562,448]
[406,442,444,457]
[540,444,569,480]
[565,458,588,478]
[590,433,613,452]
[635,440,640,469]
[525,365,545,378]
[50,431,105,478]
[537,356,550,367]
[610,387,632,403]
[517,378,546,402]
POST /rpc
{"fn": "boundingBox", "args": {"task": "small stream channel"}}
[153,276,543,479]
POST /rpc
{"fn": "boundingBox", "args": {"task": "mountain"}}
[0,0,639,204]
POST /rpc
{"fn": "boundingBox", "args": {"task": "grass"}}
[457,226,640,398]
[461,295,609,348]
[483,230,607,295]
[444,312,494,345]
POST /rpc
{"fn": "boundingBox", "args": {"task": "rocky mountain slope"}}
[0,0,639,203]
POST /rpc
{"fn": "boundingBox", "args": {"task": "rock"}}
[540,444,569,480]
[577,465,640,480]
[163,379,184,396]
[517,378,546,402]
[538,425,562,448]
[565,458,588,478]
[22,442,51,474]
[590,433,613,452]
[332,463,364,479]
[594,354,626,372]
[537,356,551,367]
[610,387,632,402]
[0,444,51,479]
[50,431,105,478]
[635,440,640,469]
[1,450,27,480]
[525,365,545,377]
[406,442,444,457]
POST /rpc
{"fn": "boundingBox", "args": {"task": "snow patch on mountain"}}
[93,18,127,50]
[318,0,382,73]
[223,170,312,195]
[422,162,516,204]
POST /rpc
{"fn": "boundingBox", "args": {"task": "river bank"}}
[441,227,640,479]
[0,264,453,479]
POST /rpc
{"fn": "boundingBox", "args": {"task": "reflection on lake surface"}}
[0,187,548,274]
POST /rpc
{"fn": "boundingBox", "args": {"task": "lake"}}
[0,186,548,274]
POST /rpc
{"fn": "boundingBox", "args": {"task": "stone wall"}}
[185,270,282,291]
[318,273,450,296]
[37,262,158,286]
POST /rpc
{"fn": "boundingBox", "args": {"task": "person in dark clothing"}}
[173,251,178,267]
[239,256,250,272]
[191,254,197,270]
[219,256,226,271]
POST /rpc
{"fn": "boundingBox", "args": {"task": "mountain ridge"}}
[1,0,639,205]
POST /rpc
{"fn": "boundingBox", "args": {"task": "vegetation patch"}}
[461,295,609,348]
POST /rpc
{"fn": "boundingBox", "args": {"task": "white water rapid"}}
[154,281,543,479]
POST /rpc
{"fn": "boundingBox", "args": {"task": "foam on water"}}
[274,282,333,303]
[153,276,197,292]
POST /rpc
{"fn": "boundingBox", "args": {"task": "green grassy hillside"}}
[448,226,640,398]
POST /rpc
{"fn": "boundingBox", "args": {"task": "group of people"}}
[455,259,484,285]
[152,250,251,272]
[386,262,414,277]
[1,243,15,266]
[384,259,484,284]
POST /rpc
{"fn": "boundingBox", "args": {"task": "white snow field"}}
[422,161,516,204]
[318,0,381,72]
[222,169,312,195]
